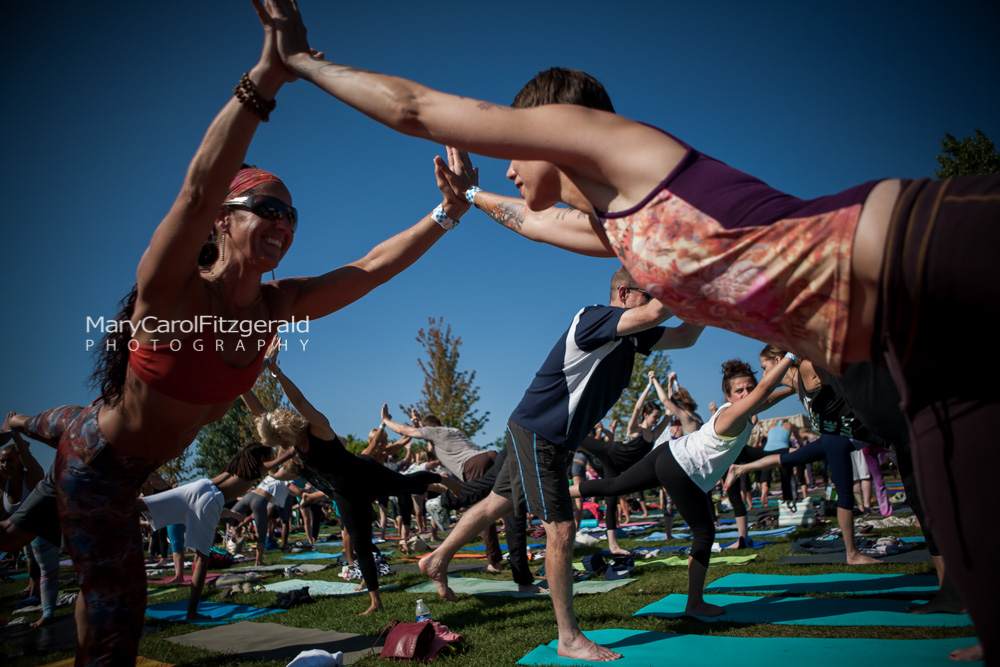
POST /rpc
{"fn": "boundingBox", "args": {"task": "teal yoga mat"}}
[706,573,939,596]
[262,579,397,596]
[405,575,635,597]
[633,593,971,626]
[460,542,545,552]
[636,526,796,541]
[145,600,284,625]
[518,629,980,666]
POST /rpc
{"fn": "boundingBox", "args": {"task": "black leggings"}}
[579,436,652,531]
[303,455,442,593]
[757,448,794,501]
[580,445,714,567]
[781,436,855,510]
[726,446,769,518]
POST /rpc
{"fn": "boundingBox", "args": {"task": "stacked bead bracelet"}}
[234,73,276,122]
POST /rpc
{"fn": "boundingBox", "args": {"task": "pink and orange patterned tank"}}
[595,129,881,373]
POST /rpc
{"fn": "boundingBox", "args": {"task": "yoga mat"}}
[391,561,487,575]
[640,554,758,568]
[517,630,980,667]
[778,550,932,565]
[635,526,796,542]
[229,563,328,573]
[166,620,380,665]
[262,579,398,596]
[405,575,635,597]
[40,658,171,667]
[0,614,159,653]
[146,600,285,625]
[282,551,346,560]
[720,537,773,549]
[460,542,545,552]
[706,573,940,596]
[149,572,222,585]
[633,593,971,626]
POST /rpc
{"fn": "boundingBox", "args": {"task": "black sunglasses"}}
[224,195,298,233]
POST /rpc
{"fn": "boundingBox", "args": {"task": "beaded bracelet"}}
[464,186,481,204]
[233,73,277,122]
[431,204,460,230]
[784,352,800,363]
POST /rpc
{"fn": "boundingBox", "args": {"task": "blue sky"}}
[3,1,998,473]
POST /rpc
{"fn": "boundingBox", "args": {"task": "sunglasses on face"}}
[223,195,298,233]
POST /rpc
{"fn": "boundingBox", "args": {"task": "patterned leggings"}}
[27,404,159,666]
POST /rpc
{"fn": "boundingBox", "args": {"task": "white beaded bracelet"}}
[431,204,460,230]
[464,186,481,204]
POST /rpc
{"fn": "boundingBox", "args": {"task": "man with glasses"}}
[417,267,703,662]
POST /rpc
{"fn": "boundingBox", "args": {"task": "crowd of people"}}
[1,0,995,663]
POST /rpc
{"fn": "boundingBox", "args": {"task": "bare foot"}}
[557,632,622,661]
[608,547,631,556]
[518,582,549,594]
[845,551,883,565]
[907,594,966,615]
[724,536,747,550]
[164,576,186,584]
[723,467,741,492]
[29,616,51,629]
[686,601,726,617]
[950,643,983,661]
[486,562,503,574]
[353,582,365,592]
[418,553,458,602]
[185,612,213,623]
[358,601,384,616]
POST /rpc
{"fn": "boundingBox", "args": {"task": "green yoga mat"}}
[405,575,635,597]
[261,579,397,596]
[706,573,939,596]
[634,593,971,626]
[633,554,758,568]
[517,629,981,666]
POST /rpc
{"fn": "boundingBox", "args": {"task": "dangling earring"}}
[219,234,225,263]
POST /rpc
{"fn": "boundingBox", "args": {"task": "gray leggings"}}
[233,492,271,540]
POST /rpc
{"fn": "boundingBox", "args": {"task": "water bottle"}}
[415,598,431,622]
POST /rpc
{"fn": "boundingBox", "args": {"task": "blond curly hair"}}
[257,408,309,448]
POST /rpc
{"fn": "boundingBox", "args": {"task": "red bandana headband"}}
[228,167,285,198]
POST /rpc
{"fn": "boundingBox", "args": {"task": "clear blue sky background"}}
[3,1,997,474]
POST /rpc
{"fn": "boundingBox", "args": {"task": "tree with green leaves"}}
[192,371,288,477]
[934,129,1000,179]
[604,351,674,438]
[402,317,488,437]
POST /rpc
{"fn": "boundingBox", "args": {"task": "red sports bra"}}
[128,330,273,405]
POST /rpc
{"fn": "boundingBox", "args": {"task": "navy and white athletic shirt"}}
[510,305,664,448]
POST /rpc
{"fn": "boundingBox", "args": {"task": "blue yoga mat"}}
[517,630,980,666]
[706,573,939,596]
[637,526,796,542]
[146,600,285,625]
[282,550,393,560]
[634,593,971,626]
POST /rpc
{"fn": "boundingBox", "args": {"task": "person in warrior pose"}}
[261,4,997,658]
[415,267,702,661]
[248,342,462,615]
[139,443,284,620]
[0,4,466,662]
[571,357,795,616]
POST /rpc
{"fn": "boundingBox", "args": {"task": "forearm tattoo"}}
[487,201,527,231]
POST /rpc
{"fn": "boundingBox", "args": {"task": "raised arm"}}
[278,147,470,320]
[3,412,44,489]
[650,376,700,436]
[137,0,294,304]
[261,0,685,211]
[714,356,795,438]
[625,381,653,437]
[267,358,336,440]
[433,152,614,257]
[380,403,421,439]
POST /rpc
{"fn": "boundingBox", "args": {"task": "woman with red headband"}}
[0,2,473,663]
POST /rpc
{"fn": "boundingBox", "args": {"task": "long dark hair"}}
[90,284,138,407]
[222,443,274,480]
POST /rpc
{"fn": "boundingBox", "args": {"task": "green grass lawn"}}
[0,502,975,666]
